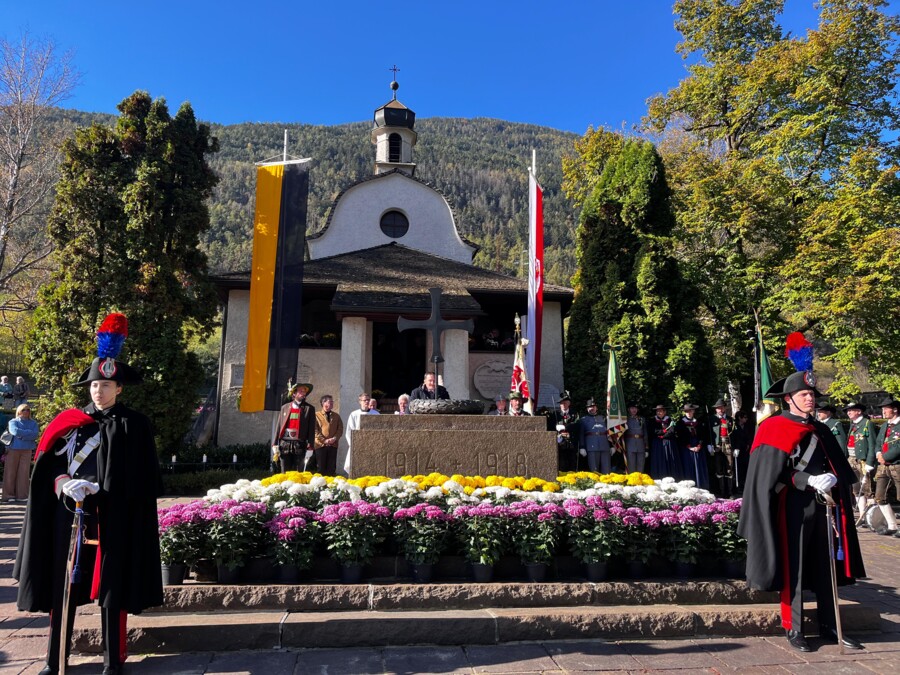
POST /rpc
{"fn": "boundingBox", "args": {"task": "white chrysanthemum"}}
[287,484,304,496]
[273,500,287,510]
[365,485,385,499]
[235,479,251,488]
[319,489,334,502]
[232,488,249,502]
[423,486,444,500]
[442,480,463,493]
[485,486,511,500]
[309,476,328,489]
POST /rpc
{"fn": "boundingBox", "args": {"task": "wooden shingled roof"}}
[214,242,573,316]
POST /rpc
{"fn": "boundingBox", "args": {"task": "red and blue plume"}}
[97,312,128,359]
[784,331,813,372]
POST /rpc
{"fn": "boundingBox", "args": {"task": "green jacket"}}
[848,417,877,465]
[876,419,900,464]
[823,417,848,457]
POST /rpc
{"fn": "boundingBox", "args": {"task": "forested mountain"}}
[201,117,580,285]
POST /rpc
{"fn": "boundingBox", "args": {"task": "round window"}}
[380,210,409,238]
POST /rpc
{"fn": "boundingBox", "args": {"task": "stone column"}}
[442,330,471,399]
[338,317,370,472]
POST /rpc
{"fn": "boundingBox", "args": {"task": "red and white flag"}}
[511,333,532,414]
[525,165,543,406]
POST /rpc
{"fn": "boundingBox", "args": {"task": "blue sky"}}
[1,1,867,133]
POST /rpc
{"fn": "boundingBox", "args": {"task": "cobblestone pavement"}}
[1,500,898,674]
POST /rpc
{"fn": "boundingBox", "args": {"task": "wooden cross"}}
[397,288,474,365]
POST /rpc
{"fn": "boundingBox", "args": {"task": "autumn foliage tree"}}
[26,91,219,450]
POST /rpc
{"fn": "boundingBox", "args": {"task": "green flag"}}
[605,344,628,451]
[755,323,778,424]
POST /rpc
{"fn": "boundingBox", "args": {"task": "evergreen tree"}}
[27,91,219,451]
[564,138,715,408]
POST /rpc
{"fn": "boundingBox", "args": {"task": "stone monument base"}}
[350,414,557,480]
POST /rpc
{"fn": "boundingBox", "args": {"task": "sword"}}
[818,489,847,655]
[59,501,98,674]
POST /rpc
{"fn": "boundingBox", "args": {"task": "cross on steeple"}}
[389,64,400,79]
[398,288,474,366]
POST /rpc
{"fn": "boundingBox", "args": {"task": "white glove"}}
[707,445,715,456]
[579,448,587,457]
[556,424,566,432]
[733,449,740,458]
[62,479,100,502]
[865,464,874,474]
[304,449,314,463]
[807,473,838,493]
[609,446,615,455]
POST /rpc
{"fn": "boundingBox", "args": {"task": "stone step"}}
[69,601,880,655]
[155,580,779,613]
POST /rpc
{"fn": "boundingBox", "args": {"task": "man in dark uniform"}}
[272,382,317,473]
[844,401,876,525]
[549,391,580,472]
[872,396,900,536]
[676,403,709,489]
[623,403,648,474]
[708,398,736,497]
[14,313,163,675]
[738,370,865,652]
[508,391,531,416]
[649,404,681,480]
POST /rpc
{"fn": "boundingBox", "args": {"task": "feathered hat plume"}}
[97,312,128,359]
[784,331,814,372]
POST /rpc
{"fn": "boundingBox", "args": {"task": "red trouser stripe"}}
[778,489,792,630]
[119,610,128,663]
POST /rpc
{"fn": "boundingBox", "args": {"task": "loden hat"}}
[815,401,837,414]
[494,393,508,403]
[289,382,314,396]
[682,403,699,412]
[559,390,571,402]
[508,391,525,401]
[876,396,900,410]
[73,313,142,386]
[654,404,668,411]
[586,398,598,408]
[844,401,866,412]
[712,398,728,409]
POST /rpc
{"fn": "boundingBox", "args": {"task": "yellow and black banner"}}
[242,159,310,412]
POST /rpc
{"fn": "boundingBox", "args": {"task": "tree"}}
[27,91,220,451]
[564,138,716,408]
[645,0,900,397]
[0,33,79,317]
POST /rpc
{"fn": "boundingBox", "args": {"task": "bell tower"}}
[372,69,417,176]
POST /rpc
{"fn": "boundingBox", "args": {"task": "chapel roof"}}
[214,242,573,315]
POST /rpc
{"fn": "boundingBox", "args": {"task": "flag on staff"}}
[754,321,778,424]
[241,158,311,412]
[511,315,533,414]
[525,159,544,403]
[605,344,628,452]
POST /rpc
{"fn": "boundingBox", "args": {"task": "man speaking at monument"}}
[410,372,449,401]
[738,356,864,653]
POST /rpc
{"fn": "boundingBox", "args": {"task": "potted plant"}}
[392,502,451,583]
[157,500,208,585]
[616,506,658,578]
[506,500,565,581]
[712,499,746,576]
[451,503,509,582]
[265,505,321,583]
[320,500,391,582]
[563,497,620,581]
[206,499,270,582]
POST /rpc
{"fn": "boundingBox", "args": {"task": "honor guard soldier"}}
[550,391,580,471]
[14,313,163,675]
[708,398,736,497]
[578,398,611,474]
[872,396,900,536]
[623,403,648,474]
[739,368,865,652]
[844,402,876,524]
[816,402,848,457]
[508,391,531,417]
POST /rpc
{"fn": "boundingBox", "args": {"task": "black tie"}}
[326,412,332,422]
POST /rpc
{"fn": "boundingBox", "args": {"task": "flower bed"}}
[159,471,745,582]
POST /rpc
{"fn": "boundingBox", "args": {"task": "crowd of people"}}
[1,376,35,503]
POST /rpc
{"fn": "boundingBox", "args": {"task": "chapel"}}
[213,81,573,454]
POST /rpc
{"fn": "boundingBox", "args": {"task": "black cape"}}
[14,402,164,614]
[737,411,864,592]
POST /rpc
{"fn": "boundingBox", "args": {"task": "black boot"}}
[38,666,58,675]
[785,629,811,652]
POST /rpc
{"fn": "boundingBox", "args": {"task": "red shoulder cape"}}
[751,414,813,455]
[35,408,94,459]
